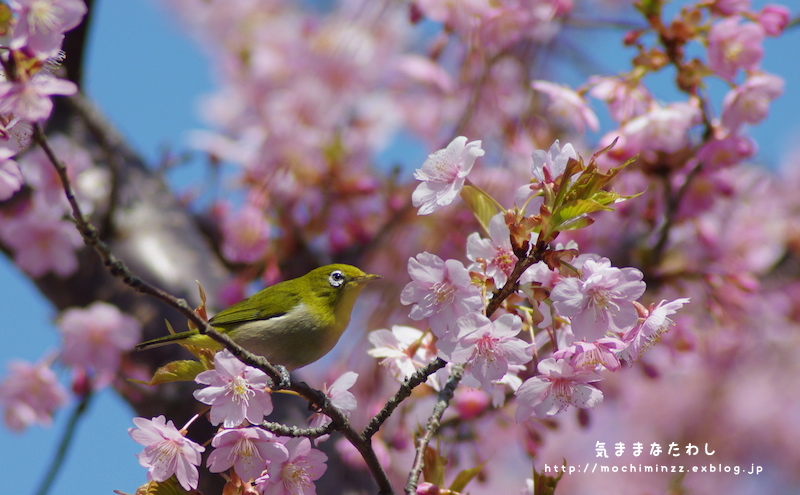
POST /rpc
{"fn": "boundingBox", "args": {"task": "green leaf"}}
[449,460,488,493]
[460,184,502,233]
[422,446,447,488]
[130,360,206,386]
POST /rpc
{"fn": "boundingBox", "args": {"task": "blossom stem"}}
[404,363,464,494]
[34,390,93,495]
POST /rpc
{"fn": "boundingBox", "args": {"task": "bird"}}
[135,264,381,371]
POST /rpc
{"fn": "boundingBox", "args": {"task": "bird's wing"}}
[209,291,301,327]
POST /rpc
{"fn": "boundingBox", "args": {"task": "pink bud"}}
[757,4,790,36]
[454,389,491,420]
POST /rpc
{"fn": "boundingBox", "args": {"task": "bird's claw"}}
[275,364,292,389]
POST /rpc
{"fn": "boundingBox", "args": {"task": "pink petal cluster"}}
[619,298,690,362]
[589,76,652,123]
[9,0,88,59]
[552,338,626,372]
[707,16,764,81]
[0,358,68,431]
[256,437,328,495]
[757,4,790,36]
[58,302,142,387]
[401,252,484,337]
[0,153,23,200]
[515,357,603,420]
[129,415,205,491]
[307,371,358,443]
[221,202,272,264]
[0,202,83,277]
[531,80,599,133]
[207,427,289,482]
[368,325,436,383]
[194,349,274,428]
[412,136,484,215]
[437,313,533,389]
[721,73,784,133]
[0,75,78,122]
[550,257,645,341]
[466,213,520,289]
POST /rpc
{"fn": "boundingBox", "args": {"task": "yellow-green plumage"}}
[135,264,380,370]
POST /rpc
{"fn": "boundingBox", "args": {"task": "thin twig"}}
[404,364,464,494]
[364,358,447,439]
[34,391,93,495]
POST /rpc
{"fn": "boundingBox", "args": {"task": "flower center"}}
[284,462,312,489]
[431,281,455,306]
[228,375,255,404]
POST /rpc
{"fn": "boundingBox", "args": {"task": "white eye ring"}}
[329,270,346,288]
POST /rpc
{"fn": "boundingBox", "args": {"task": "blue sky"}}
[1,2,798,494]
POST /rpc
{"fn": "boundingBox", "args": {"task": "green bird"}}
[136,264,381,371]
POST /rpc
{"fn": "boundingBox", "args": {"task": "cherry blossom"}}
[0,154,23,200]
[194,349,274,428]
[553,338,626,372]
[368,325,435,382]
[207,427,288,482]
[531,80,599,133]
[757,4,790,36]
[437,313,532,389]
[58,302,142,387]
[467,213,520,288]
[256,437,328,495]
[515,358,603,420]
[707,16,764,82]
[721,73,784,133]
[128,415,205,491]
[412,136,484,215]
[550,257,645,341]
[0,358,68,431]
[619,298,691,362]
[307,371,358,443]
[221,201,272,264]
[0,75,78,122]
[400,252,484,337]
[9,0,88,59]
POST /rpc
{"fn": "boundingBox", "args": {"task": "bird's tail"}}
[135,331,200,351]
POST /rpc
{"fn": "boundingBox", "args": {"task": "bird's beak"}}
[352,273,382,285]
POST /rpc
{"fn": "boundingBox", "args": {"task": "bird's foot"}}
[274,364,292,389]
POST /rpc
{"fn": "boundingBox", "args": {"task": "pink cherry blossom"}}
[721,73,784,133]
[207,427,289,482]
[368,325,436,382]
[194,349,274,428]
[221,202,272,264]
[129,415,205,491]
[0,358,68,431]
[0,155,23,200]
[531,139,577,183]
[401,252,484,337]
[553,338,626,372]
[437,313,532,389]
[515,357,603,420]
[58,302,142,387]
[709,0,751,16]
[619,298,690,362]
[0,75,78,122]
[467,213,520,288]
[256,437,328,495]
[757,4,790,36]
[707,16,764,82]
[308,371,358,443]
[0,202,83,277]
[588,75,652,123]
[550,257,645,341]
[9,0,88,59]
[695,134,755,170]
[531,80,599,133]
[412,136,484,215]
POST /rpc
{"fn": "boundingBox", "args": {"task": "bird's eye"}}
[329,270,346,288]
